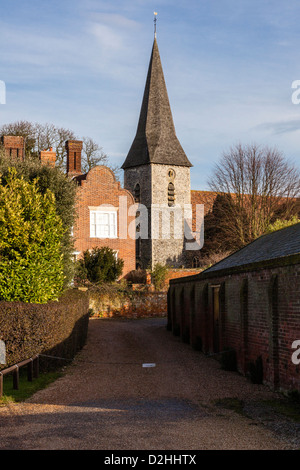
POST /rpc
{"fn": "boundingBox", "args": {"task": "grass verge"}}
[0,367,63,405]
[260,398,300,423]
[214,396,300,422]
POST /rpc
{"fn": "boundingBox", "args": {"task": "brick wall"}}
[73,165,136,278]
[168,262,300,392]
[89,288,167,318]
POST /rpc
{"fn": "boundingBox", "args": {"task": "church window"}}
[134,184,141,203]
[168,182,175,206]
[168,169,175,179]
[192,256,200,268]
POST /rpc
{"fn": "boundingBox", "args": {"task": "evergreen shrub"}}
[76,247,124,284]
[0,169,65,303]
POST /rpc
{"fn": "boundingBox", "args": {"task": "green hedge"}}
[0,289,89,371]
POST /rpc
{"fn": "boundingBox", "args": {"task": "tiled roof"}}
[204,222,300,273]
[122,38,192,169]
[191,190,218,215]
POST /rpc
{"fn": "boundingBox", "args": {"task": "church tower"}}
[122,36,192,269]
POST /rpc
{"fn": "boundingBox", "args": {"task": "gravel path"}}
[0,317,297,450]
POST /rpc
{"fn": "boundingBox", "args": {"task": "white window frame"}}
[90,209,118,239]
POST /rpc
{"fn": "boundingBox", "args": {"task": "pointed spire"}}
[122,37,192,169]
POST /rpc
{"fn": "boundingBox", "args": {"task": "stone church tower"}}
[122,37,192,269]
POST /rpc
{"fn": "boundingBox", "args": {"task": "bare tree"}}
[208,143,300,249]
[0,120,36,156]
[54,126,77,168]
[35,122,57,153]
[107,163,121,182]
[81,136,108,173]
[80,137,121,180]
[0,121,112,173]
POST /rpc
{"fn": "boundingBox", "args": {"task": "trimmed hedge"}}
[0,289,89,371]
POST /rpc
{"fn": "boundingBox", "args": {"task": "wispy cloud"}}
[0,22,84,82]
[88,13,139,52]
[85,13,144,81]
[255,119,300,135]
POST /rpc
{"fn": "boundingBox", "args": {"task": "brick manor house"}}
[1,136,137,277]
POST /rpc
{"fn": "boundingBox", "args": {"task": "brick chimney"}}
[1,136,25,160]
[39,148,56,167]
[66,140,83,176]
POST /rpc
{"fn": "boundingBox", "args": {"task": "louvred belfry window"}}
[168,182,175,207]
[134,184,141,203]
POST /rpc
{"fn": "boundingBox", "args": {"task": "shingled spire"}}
[122,38,192,169]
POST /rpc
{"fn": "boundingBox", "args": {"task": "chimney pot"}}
[1,136,25,160]
[39,149,56,167]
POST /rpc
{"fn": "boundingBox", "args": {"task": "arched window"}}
[134,183,140,203]
[192,256,200,268]
[168,182,175,206]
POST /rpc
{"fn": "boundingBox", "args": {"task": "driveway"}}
[0,318,297,450]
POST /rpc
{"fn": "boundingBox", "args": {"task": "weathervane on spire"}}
[154,12,158,38]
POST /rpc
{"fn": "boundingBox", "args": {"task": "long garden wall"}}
[168,261,300,393]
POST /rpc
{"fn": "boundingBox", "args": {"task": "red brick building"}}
[168,223,300,392]
[65,140,136,278]
[1,135,136,278]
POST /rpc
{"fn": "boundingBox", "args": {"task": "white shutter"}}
[110,212,117,238]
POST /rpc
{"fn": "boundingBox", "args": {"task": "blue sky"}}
[1,0,300,190]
